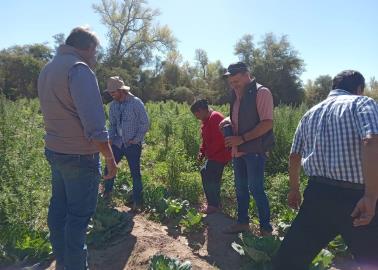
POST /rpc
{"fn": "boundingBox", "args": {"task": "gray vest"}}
[230,80,275,154]
[38,45,99,154]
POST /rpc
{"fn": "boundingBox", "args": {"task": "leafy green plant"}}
[87,199,133,247]
[179,208,204,233]
[310,249,334,270]
[0,226,51,264]
[327,235,349,257]
[148,253,192,270]
[232,232,281,269]
[164,199,189,219]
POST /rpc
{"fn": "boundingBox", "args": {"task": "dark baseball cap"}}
[223,62,249,77]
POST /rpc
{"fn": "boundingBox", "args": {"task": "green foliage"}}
[266,104,307,175]
[327,235,349,257]
[0,99,341,268]
[87,199,133,248]
[0,227,51,265]
[0,44,52,99]
[0,97,51,264]
[164,199,189,219]
[232,232,335,270]
[179,208,204,233]
[92,0,176,65]
[232,232,281,269]
[305,75,333,106]
[148,253,192,270]
[310,249,335,270]
[235,33,305,105]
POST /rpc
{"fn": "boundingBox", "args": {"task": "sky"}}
[1,0,377,83]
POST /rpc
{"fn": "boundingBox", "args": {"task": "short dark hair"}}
[65,26,99,50]
[190,99,209,113]
[332,70,365,94]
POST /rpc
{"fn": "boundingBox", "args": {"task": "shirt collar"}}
[328,89,352,97]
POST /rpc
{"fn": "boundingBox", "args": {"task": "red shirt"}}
[200,111,231,164]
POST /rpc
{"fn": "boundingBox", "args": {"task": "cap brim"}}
[223,71,232,78]
[223,68,248,78]
[120,86,130,91]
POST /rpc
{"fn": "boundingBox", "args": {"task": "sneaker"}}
[223,223,250,234]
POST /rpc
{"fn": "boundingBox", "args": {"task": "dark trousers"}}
[45,148,101,270]
[104,143,143,204]
[274,180,378,270]
[200,159,225,208]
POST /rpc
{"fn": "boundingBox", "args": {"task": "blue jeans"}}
[104,143,143,204]
[200,160,225,208]
[45,148,101,270]
[233,153,272,231]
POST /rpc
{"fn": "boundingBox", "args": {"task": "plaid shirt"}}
[291,89,378,184]
[108,95,149,148]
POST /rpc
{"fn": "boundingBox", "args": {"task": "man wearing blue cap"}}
[221,62,275,235]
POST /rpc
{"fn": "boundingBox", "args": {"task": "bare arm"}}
[225,119,273,147]
[287,153,302,209]
[352,135,378,226]
[219,116,231,129]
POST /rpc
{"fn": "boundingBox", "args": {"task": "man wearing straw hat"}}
[103,76,149,212]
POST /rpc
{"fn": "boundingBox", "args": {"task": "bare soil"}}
[2,207,360,270]
[4,207,244,270]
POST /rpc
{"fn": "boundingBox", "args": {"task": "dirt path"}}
[3,205,358,270]
[6,208,244,270]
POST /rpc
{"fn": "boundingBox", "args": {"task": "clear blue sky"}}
[1,0,377,82]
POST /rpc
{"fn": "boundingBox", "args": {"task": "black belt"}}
[310,176,364,191]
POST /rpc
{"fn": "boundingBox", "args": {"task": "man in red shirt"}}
[191,99,231,214]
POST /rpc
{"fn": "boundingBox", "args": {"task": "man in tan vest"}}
[38,26,117,270]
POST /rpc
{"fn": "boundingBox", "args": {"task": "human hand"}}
[288,189,302,210]
[128,139,138,144]
[103,158,117,180]
[225,136,243,148]
[219,117,231,130]
[197,152,205,162]
[351,195,377,226]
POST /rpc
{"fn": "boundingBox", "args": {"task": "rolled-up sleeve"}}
[68,64,108,142]
[355,97,378,138]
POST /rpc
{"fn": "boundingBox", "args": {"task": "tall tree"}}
[52,33,65,52]
[367,76,378,101]
[0,44,52,99]
[93,0,176,66]
[234,34,254,67]
[194,48,208,78]
[234,33,305,105]
[304,75,332,106]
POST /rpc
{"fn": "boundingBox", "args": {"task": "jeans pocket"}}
[44,148,54,164]
[81,155,101,176]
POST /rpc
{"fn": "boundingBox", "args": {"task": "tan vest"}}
[38,45,98,154]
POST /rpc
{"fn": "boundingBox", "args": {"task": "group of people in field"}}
[38,26,378,270]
